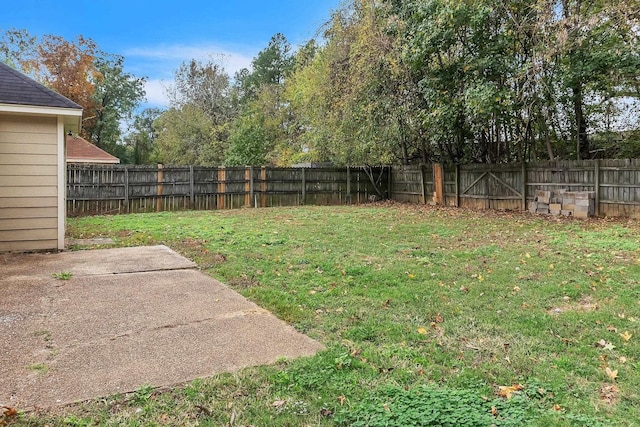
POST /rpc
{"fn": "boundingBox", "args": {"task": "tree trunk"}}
[572,84,588,160]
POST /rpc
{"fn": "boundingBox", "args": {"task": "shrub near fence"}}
[66,164,387,216]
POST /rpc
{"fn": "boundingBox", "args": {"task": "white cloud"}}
[143,79,170,108]
[125,43,255,76]
[126,43,257,110]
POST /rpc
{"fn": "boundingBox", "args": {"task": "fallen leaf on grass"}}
[605,367,618,381]
[491,406,499,417]
[272,400,287,408]
[619,356,627,364]
[1,406,18,418]
[553,404,562,411]
[607,325,618,332]
[338,395,346,406]
[417,327,428,335]
[497,384,524,399]
[620,331,632,342]
[596,339,615,351]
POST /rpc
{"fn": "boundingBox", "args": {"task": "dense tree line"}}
[153,0,639,166]
[3,0,639,165]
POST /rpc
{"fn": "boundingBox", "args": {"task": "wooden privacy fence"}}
[68,159,640,218]
[390,159,640,218]
[67,165,387,216]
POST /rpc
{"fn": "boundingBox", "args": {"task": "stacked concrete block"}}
[572,191,595,219]
[535,190,551,214]
[561,192,575,217]
[530,190,595,218]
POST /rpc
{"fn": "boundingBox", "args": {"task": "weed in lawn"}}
[132,384,155,406]
[27,363,49,374]
[51,272,72,280]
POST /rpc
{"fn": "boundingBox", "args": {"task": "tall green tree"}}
[124,108,163,165]
[154,105,227,165]
[89,54,146,151]
[170,59,234,125]
[154,59,234,165]
[235,33,294,103]
[227,33,296,165]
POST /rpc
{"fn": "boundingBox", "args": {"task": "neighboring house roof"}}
[0,62,82,110]
[66,135,120,164]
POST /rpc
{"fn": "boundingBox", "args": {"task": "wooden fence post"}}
[387,166,392,200]
[346,166,351,204]
[249,166,256,208]
[217,166,226,210]
[433,163,444,205]
[455,164,460,207]
[521,161,527,211]
[244,167,251,207]
[261,167,267,207]
[124,166,129,213]
[485,167,490,210]
[594,159,600,216]
[156,164,163,212]
[189,165,195,209]
[301,168,306,205]
[419,164,427,204]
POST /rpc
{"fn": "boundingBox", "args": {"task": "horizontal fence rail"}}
[66,165,387,216]
[67,160,640,218]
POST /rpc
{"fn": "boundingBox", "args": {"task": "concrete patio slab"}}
[0,246,323,409]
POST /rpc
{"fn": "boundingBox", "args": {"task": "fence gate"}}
[458,164,526,211]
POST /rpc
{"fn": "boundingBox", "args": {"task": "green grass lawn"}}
[14,203,640,426]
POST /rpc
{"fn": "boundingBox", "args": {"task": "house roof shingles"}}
[66,135,120,164]
[0,62,82,110]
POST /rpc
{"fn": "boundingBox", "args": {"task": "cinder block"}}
[574,205,589,213]
[575,191,595,200]
[550,203,562,211]
[528,201,537,213]
[575,199,592,207]
[536,191,551,204]
[562,203,575,211]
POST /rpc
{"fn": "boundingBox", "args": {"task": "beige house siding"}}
[0,114,59,252]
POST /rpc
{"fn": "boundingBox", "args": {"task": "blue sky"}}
[2,1,343,107]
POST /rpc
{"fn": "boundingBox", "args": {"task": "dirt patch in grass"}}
[227,275,261,289]
[547,296,599,315]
